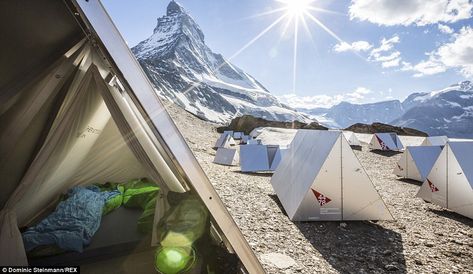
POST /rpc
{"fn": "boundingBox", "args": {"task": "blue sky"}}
[102,0,473,109]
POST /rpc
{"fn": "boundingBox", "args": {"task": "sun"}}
[282,0,313,17]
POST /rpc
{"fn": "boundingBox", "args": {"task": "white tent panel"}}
[341,138,393,220]
[214,134,236,149]
[249,127,297,147]
[214,148,239,166]
[272,131,339,219]
[417,148,448,207]
[421,136,448,146]
[240,144,269,172]
[394,146,442,182]
[447,143,473,218]
[272,130,392,221]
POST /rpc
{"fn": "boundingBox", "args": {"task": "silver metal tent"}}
[369,133,404,151]
[417,142,473,219]
[271,130,393,221]
[0,1,264,272]
[393,146,442,182]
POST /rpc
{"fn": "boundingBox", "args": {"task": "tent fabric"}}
[393,146,442,182]
[421,136,448,147]
[271,130,393,221]
[369,133,404,151]
[0,210,27,266]
[417,142,473,219]
[213,148,239,166]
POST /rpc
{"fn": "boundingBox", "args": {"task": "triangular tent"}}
[393,146,442,182]
[213,133,236,149]
[271,130,393,221]
[343,131,361,147]
[0,1,263,272]
[369,133,404,151]
[417,142,473,219]
[421,136,448,147]
[213,148,239,166]
[240,135,251,144]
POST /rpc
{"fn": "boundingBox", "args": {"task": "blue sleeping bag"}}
[22,186,120,253]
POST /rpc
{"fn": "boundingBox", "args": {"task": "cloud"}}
[349,0,473,26]
[277,87,373,109]
[369,35,402,68]
[333,41,373,52]
[438,24,454,34]
[403,26,473,77]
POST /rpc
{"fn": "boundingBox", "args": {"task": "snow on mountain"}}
[299,100,404,128]
[393,81,473,138]
[132,1,309,124]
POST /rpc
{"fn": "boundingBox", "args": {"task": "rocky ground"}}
[165,103,473,274]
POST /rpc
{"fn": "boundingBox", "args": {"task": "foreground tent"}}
[271,130,393,221]
[417,142,473,219]
[343,131,361,147]
[393,146,442,182]
[213,148,239,166]
[421,136,448,147]
[0,1,263,272]
[271,130,392,221]
[213,133,236,149]
[369,133,404,151]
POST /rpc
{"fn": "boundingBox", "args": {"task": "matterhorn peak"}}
[167,1,185,16]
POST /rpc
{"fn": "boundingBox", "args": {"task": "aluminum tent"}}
[271,130,393,221]
[0,1,263,272]
[421,136,449,147]
[343,131,361,147]
[213,148,239,166]
[393,146,442,182]
[369,133,404,151]
[213,133,236,149]
[417,142,473,219]
[240,144,270,172]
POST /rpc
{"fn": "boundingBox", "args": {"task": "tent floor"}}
[28,207,152,267]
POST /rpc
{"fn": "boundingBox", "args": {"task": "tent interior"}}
[0,1,257,273]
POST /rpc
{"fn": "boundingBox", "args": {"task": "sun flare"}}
[282,0,313,17]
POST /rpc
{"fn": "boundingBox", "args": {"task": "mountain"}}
[300,100,404,128]
[132,1,308,124]
[299,81,473,138]
[393,81,473,138]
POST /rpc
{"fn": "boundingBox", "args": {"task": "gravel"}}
[166,103,473,274]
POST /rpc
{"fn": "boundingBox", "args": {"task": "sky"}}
[102,0,473,109]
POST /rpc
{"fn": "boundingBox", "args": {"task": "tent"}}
[271,130,393,221]
[249,127,297,147]
[369,133,404,151]
[213,148,239,166]
[213,133,236,149]
[417,142,473,219]
[421,136,448,147]
[233,132,244,140]
[0,1,263,272]
[393,146,442,182]
[240,135,251,145]
[240,145,270,172]
[343,131,361,147]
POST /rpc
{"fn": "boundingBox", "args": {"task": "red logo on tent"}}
[376,135,389,150]
[311,189,331,206]
[427,179,439,192]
